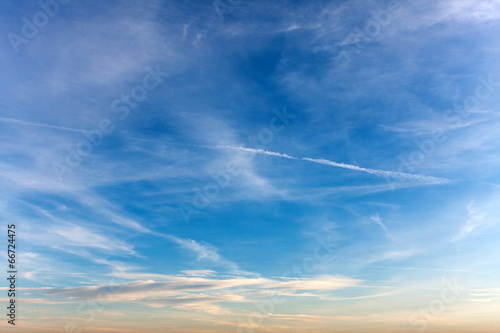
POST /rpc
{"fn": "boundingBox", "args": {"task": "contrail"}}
[215,145,450,184]
[0,117,83,133]
[216,145,297,159]
[302,157,448,183]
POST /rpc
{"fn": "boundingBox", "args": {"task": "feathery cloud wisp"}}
[370,213,389,235]
[452,200,488,242]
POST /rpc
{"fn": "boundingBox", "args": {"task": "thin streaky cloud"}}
[46,192,243,273]
[370,213,389,235]
[153,232,252,275]
[452,200,488,242]
[216,145,450,184]
[0,117,83,133]
[370,266,474,272]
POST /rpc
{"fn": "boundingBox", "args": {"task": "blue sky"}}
[1,0,500,332]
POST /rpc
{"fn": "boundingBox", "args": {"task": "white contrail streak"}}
[215,145,297,159]
[215,145,450,184]
[0,117,83,133]
[302,157,448,184]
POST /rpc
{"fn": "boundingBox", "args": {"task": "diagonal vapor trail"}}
[215,145,450,184]
[0,117,83,133]
[216,145,297,159]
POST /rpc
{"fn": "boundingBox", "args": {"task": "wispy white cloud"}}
[381,113,500,136]
[13,192,245,276]
[430,0,500,25]
[452,200,489,242]
[47,274,360,308]
[155,233,254,275]
[367,249,420,264]
[52,224,137,255]
[181,270,216,277]
[370,213,389,235]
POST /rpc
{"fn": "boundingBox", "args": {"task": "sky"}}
[1,0,500,332]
